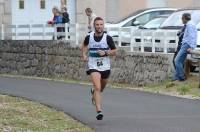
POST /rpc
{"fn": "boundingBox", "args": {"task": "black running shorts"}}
[86,69,111,79]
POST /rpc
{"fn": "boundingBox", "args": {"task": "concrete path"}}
[0,77,200,132]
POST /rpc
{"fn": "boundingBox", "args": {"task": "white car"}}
[105,7,176,45]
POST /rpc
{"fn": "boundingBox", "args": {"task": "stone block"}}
[31,59,39,66]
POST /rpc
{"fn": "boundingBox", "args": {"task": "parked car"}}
[159,8,200,72]
[136,15,170,52]
[105,7,177,45]
[106,8,176,28]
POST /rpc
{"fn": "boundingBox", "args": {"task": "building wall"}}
[146,0,167,7]
[118,0,147,22]
[67,0,76,24]
[193,0,200,7]
[1,0,200,27]
[76,0,106,24]
[167,0,194,8]
[12,0,60,25]
[0,0,11,25]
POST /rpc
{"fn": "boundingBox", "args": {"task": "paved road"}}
[0,77,200,132]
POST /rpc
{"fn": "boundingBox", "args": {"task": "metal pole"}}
[29,24,31,40]
[1,24,4,40]
[65,23,69,41]
[42,24,45,40]
[141,30,144,52]
[54,24,57,40]
[75,23,79,45]
[118,27,122,47]
[15,24,17,40]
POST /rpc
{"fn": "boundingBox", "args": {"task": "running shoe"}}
[96,111,103,120]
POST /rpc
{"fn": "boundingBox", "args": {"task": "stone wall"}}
[0,40,174,86]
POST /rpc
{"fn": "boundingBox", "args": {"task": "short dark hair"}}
[94,17,104,24]
[85,7,92,13]
[182,13,191,21]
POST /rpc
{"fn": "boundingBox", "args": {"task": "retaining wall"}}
[0,40,174,86]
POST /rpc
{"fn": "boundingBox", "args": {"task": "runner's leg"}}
[90,72,102,112]
[100,70,110,92]
[101,79,108,92]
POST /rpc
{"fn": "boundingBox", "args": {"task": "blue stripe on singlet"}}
[89,48,109,57]
[89,52,101,57]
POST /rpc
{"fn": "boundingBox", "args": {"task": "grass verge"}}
[143,74,200,99]
[0,94,93,132]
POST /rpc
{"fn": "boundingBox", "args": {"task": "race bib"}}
[96,58,104,67]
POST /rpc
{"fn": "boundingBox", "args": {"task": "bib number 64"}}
[97,61,103,67]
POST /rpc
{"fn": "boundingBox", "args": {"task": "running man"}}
[81,17,117,120]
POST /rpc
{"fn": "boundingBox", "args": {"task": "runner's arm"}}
[106,35,117,56]
[106,48,117,56]
[81,35,89,61]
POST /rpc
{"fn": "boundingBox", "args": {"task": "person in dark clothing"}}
[62,6,70,23]
[173,25,186,68]
[61,6,70,39]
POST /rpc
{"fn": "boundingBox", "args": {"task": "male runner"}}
[81,17,117,120]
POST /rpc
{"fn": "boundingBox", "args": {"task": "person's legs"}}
[174,45,189,81]
[90,72,102,112]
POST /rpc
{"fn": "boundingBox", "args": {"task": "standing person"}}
[61,6,70,24]
[61,6,70,39]
[173,13,197,81]
[47,6,63,40]
[85,8,97,32]
[81,17,117,120]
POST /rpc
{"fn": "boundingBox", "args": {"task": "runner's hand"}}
[187,48,192,53]
[98,50,106,57]
[82,54,88,61]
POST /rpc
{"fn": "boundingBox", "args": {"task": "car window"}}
[122,10,174,27]
[123,11,160,27]
[191,10,200,24]
[143,17,167,29]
